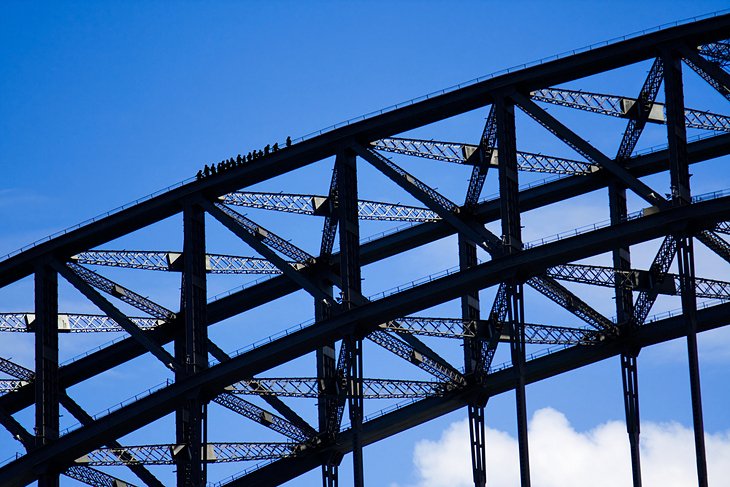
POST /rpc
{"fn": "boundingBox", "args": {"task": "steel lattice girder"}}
[65,262,175,320]
[64,465,138,487]
[699,40,730,66]
[73,250,282,274]
[212,393,313,442]
[530,87,730,132]
[211,203,314,264]
[0,380,29,393]
[226,378,449,399]
[366,330,466,385]
[546,263,730,300]
[1,195,729,486]
[371,137,597,175]
[75,442,297,466]
[221,191,440,222]
[0,313,162,333]
[377,317,603,344]
[0,357,34,380]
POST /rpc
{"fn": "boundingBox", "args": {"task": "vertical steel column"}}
[610,180,642,486]
[315,279,339,487]
[336,149,364,487]
[663,49,708,487]
[497,96,530,487]
[176,201,208,487]
[460,234,487,487]
[620,352,641,484]
[35,263,59,487]
[467,400,487,487]
[612,59,664,484]
[346,336,364,486]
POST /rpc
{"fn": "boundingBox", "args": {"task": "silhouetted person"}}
[218,162,224,172]
[286,136,292,147]
[264,144,270,155]
[247,152,253,162]
[258,149,264,158]
[204,165,211,177]
[210,164,217,175]
[196,170,203,180]
[237,154,243,164]
[272,142,279,152]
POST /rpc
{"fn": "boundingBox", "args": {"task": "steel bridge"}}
[0,13,729,487]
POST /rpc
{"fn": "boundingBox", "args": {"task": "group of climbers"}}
[196,136,292,180]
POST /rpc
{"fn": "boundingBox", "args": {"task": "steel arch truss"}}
[0,16,730,487]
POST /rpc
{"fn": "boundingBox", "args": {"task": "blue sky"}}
[1,1,730,485]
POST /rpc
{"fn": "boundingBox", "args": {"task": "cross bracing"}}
[0,380,29,393]
[377,317,604,344]
[0,313,162,333]
[0,16,729,487]
[221,191,441,222]
[700,40,730,66]
[72,251,282,274]
[66,262,175,321]
[530,87,730,132]
[546,263,730,300]
[371,137,598,175]
[75,442,297,466]
[226,378,449,399]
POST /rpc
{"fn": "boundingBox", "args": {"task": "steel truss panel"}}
[700,40,730,66]
[73,250,282,274]
[546,263,730,300]
[221,191,440,223]
[212,393,312,442]
[0,313,161,333]
[226,378,448,399]
[531,87,730,132]
[378,317,603,344]
[66,262,175,321]
[76,442,296,466]
[372,137,596,175]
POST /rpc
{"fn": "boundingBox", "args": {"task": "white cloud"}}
[395,408,730,487]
